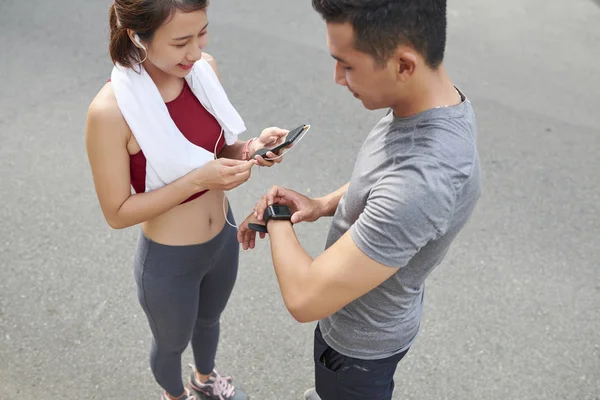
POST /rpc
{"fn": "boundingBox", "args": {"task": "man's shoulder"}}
[397,107,478,188]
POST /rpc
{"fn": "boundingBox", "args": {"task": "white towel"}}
[110,59,246,192]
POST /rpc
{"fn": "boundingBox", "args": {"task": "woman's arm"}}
[85,86,255,229]
[85,88,202,229]
[218,140,250,160]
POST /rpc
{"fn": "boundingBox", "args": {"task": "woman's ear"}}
[127,29,145,50]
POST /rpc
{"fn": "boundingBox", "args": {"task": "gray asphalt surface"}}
[1,0,599,399]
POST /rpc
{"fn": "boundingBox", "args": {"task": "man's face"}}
[325,22,399,111]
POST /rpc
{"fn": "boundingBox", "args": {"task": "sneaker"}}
[303,388,321,400]
[188,365,248,400]
[161,388,196,400]
[189,364,233,384]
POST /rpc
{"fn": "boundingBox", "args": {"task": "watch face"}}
[270,204,292,218]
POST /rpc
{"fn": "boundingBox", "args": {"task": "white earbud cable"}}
[201,94,309,229]
[212,125,310,229]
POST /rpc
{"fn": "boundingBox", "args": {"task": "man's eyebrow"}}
[331,54,349,64]
[173,22,209,40]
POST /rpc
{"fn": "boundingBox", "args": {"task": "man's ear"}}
[395,47,418,81]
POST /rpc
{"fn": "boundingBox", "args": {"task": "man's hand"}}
[237,186,324,250]
[254,186,324,224]
[237,212,267,250]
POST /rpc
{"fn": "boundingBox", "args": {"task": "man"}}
[237,0,482,399]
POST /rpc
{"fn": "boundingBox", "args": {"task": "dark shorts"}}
[314,324,409,400]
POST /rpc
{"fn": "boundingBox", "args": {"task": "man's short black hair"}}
[312,0,447,69]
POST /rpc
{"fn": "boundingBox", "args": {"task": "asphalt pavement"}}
[0,0,599,399]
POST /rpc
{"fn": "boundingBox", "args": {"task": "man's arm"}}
[253,183,350,224]
[237,183,349,250]
[266,220,397,323]
[264,162,455,323]
[315,182,349,217]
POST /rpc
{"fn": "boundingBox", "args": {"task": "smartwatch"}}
[248,204,292,233]
[264,204,293,228]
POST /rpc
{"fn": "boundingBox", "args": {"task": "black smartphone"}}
[250,124,310,159]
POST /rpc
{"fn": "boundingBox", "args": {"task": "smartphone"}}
[250,124,310,159]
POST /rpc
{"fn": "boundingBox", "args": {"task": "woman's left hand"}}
[248,127,289,167]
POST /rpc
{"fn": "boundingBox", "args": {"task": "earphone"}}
[133,33,148,64]
[134,33,146,50]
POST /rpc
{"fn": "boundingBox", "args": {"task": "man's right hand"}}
[254,185,324,224]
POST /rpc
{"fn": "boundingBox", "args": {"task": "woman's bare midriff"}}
[142,190,230,246]
[124,120,231,247]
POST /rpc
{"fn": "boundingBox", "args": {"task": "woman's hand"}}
[248,127,289,167]
[190,158,257,192]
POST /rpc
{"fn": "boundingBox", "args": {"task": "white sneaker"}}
[303,388,322,400]
[161,388,196,400]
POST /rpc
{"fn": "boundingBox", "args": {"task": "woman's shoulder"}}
[88,82,122,120]
[201,52,219,79]
[86,81,130,140]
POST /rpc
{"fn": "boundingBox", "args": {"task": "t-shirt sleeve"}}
[350,159,456,268]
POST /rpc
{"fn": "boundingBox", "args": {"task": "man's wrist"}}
[315,196,334,218]
[266,219,293,234]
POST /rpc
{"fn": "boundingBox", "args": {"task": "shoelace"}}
[212,372,235,398]
[187,364,235,399]
[188,364,232,383]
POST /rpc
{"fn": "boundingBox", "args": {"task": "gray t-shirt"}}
[320,93,481,360]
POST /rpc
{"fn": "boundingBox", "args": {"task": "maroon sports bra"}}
[127,79,225,203]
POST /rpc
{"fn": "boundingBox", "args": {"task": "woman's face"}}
[141,8,209,78]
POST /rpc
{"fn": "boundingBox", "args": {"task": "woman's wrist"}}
[184,167,207,193]
[243,137,258,160]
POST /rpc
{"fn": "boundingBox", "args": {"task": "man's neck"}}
[391,65,461,118]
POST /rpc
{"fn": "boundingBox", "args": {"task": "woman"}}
[85,1,286,399]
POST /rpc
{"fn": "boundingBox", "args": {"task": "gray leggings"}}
[133,210,239,396]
